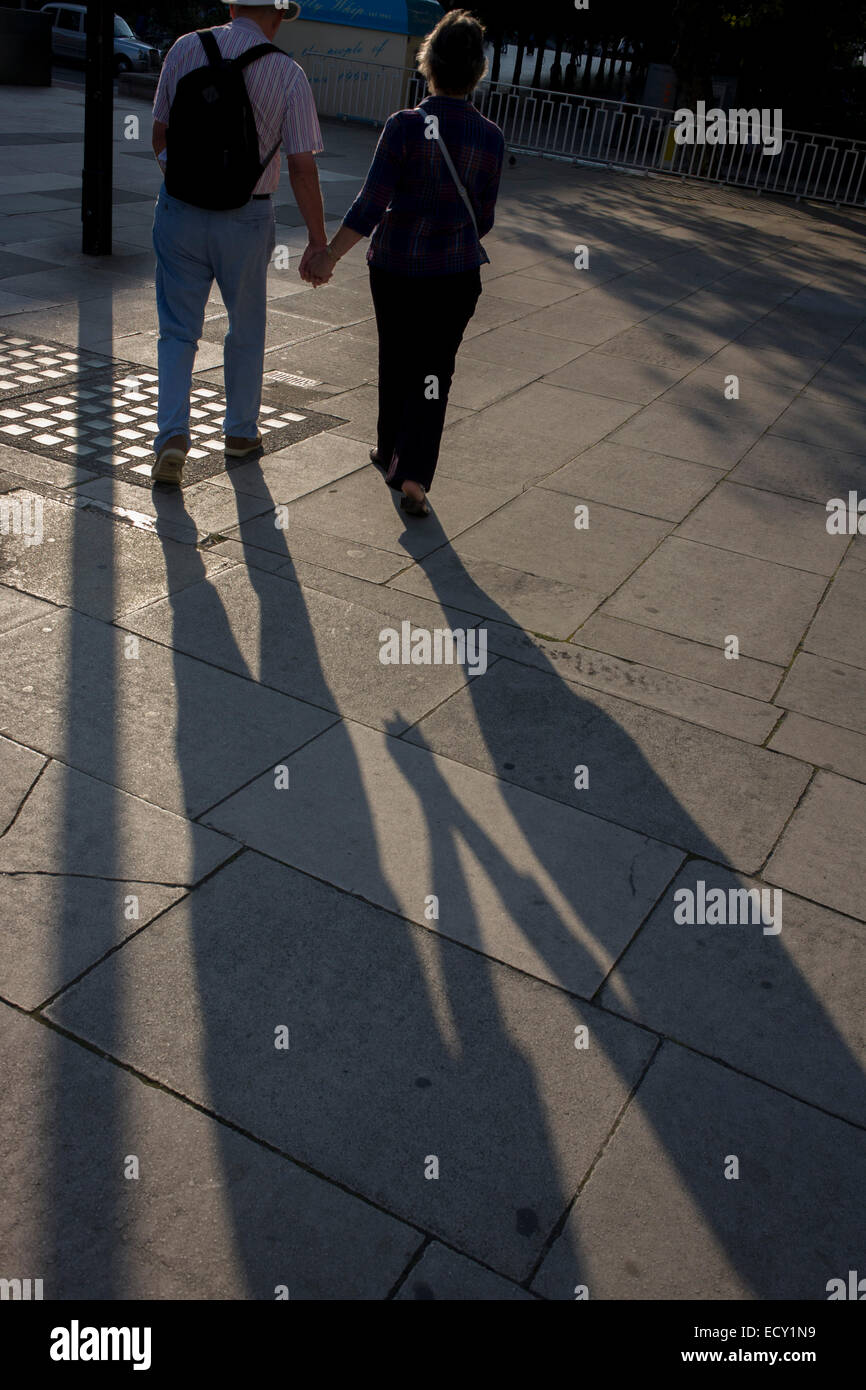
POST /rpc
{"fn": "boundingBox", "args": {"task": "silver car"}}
[40,5,161,73]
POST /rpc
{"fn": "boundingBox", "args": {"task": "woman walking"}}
[306,10,505,516]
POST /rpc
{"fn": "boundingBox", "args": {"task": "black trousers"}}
[369,264,482,493]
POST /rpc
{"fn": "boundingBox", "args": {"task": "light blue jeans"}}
[152,186,276,452]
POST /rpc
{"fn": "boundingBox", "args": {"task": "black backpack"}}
[165,29,282,211]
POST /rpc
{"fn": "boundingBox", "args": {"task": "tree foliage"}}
[445,0,866,134]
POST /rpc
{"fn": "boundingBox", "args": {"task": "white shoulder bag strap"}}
[435,129,480,240]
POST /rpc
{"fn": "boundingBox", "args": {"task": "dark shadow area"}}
[30,153,863,1298]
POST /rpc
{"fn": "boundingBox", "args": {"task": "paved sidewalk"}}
[1,83,865,1300]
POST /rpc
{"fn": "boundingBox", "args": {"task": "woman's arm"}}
[307,113,404,282]
[341,113,405,238]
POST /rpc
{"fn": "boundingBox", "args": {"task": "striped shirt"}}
[343,95,504,277]
[153,17,323,195]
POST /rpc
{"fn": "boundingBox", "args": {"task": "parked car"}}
[40,5,161,72]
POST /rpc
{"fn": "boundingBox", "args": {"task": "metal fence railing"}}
[299,51,422,128]
[298,51,866,210]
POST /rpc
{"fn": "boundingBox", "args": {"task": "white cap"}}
[223,1,301,17]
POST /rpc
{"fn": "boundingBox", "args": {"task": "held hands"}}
[299,242,335,288]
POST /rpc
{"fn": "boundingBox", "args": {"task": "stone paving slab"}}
[46,850,656,1281]
[0,263,151,306]
[0,608,335,816]
[843,535,866,574]
[459,292,527,342]
[573,612,784,700]
[530,1042,866,1300]
[541,353,688,404]
[0,759,233,883]
[450,487,671,596]
[602,537,827,665]
[0,731,44,834]
[457,321,585,374]
[766,771,866,921]
[204,721,683,996]
[508,246,649,289]
[267,284,374,331]
[219,514,407,584]
[121,564,477,735]
[775,652,866,736]
[265,328,377,392]
[596,325,716,372]
[395,1243,535,1300]
[636,296,768,350]
[77,475,274,543]
[201,308,330,353]
[803,344,866,410]
[0,443,95,488]
[316,385,473,443]
[735,308,855,359]
[769,398,866,455]
[0,301,152,348]
[769,713,866,784]
[482,623,780,743]
[673,481,846,576]
[437,384,641,490]
[786,286,866,319]
[0,1004,420,1299]
[208,535,405,593]
[0,581,53,633]
[269,463,516,559]
[0,492,232,620]
[536,441,721,522]
[599,860,866,1125]
[607,399,779,470]
[704,342,827,390]
[729,433,866,504]
[803,569,866,669]
[404,657,810,872]
[0,875,184,1010]
[577,271,688,318]
[388,547,601,640]
[519,298,638,346]
[659,364,800,423]
[483,271,576,307]
[293,567,482,634]
[448,354,543,410]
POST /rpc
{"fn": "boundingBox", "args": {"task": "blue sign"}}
[298,1,443,37]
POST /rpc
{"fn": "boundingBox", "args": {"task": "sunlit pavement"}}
[1,83,865,1300]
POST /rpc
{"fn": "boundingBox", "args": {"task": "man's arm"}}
[152,118,167,165]
[287,151,327,270]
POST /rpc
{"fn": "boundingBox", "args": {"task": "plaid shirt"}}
[343,95,504,277]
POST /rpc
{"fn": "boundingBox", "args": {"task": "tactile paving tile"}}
[0,368,346,489]
[0,333,125,401]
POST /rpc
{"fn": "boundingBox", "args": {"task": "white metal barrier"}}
[297,51,866,209]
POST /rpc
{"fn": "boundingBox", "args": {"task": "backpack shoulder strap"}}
[235,42,282,71]
[197,29,222,66]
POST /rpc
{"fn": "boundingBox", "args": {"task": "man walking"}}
[150,1,326,485]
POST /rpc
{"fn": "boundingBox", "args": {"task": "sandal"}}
[400,489,429,517]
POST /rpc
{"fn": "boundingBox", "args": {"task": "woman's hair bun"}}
[417,9,488,97]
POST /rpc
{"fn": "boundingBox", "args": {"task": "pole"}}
[82,0,114,255]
